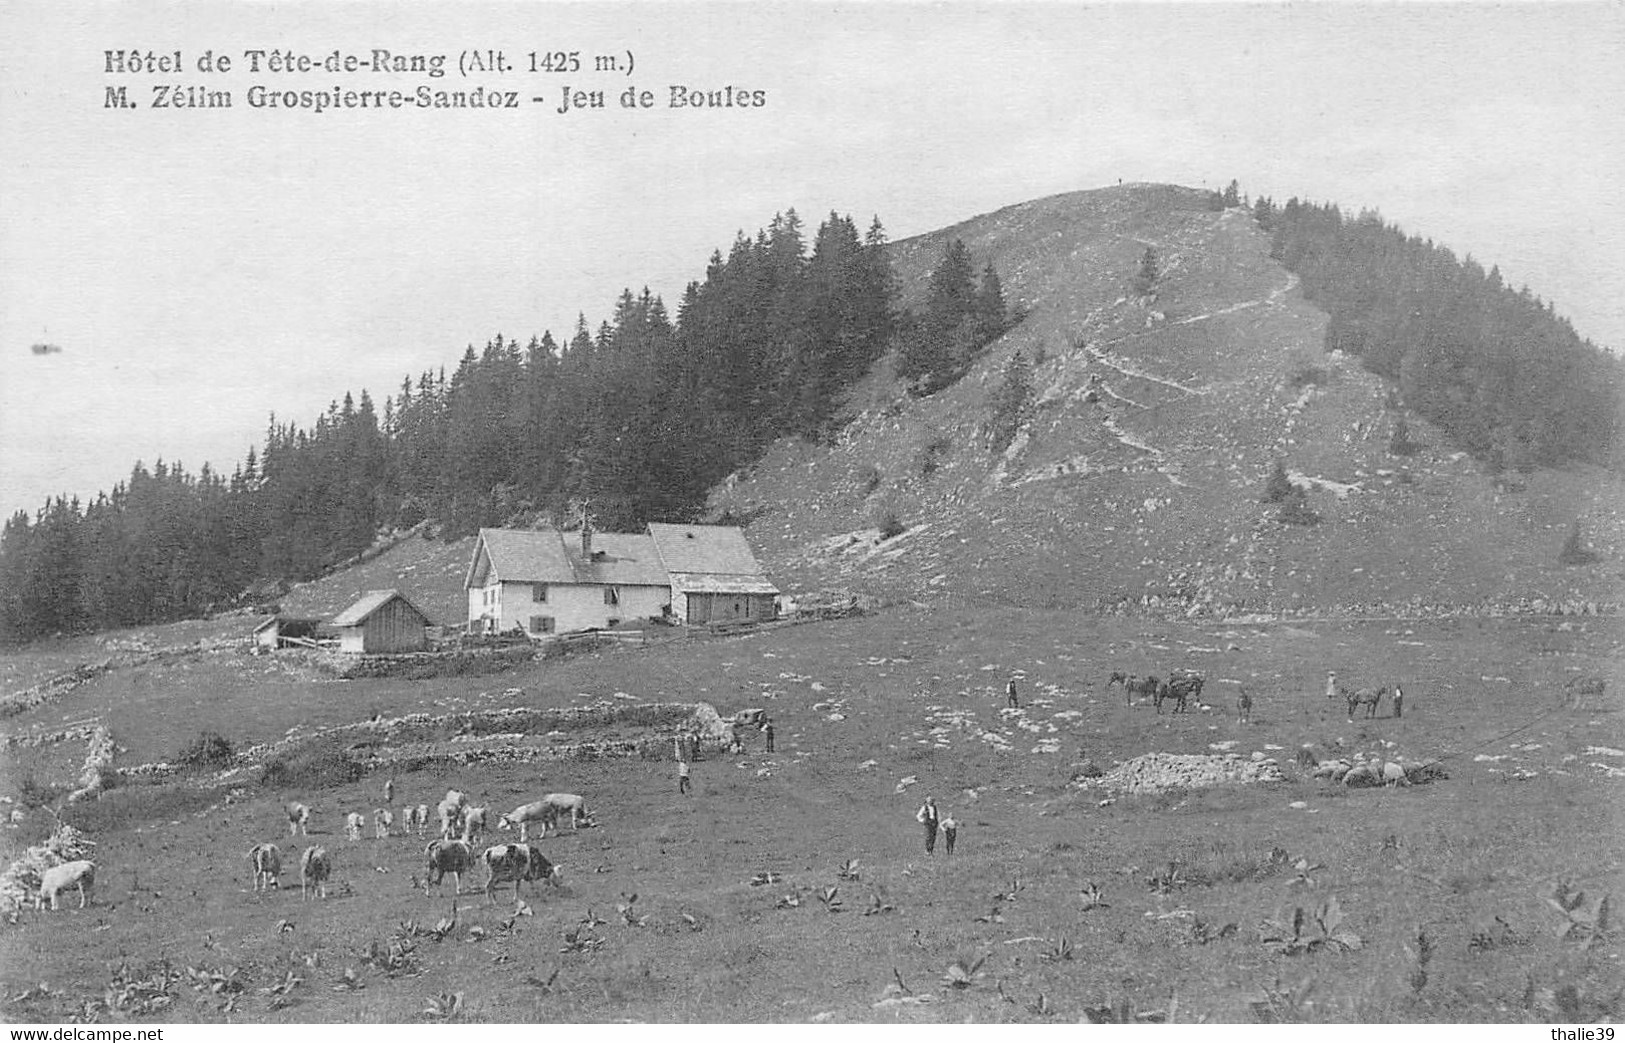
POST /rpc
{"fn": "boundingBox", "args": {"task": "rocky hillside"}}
[712,183,1624,618]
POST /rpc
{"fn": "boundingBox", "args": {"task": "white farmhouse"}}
[465,522,779,636]
[464,526,670,637]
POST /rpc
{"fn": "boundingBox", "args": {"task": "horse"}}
[1153,681,1188,715]
[1108,671,1160,706]
[1344,685,1386,719]
[1155,670,1202,714]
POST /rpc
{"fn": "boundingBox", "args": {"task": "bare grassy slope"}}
[716,184,1624,616]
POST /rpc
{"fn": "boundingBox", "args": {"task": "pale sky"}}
[3,2,1622,520]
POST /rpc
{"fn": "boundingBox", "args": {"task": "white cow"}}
[248,843,281,892]
[496,800,550,843]
[460,806,488,845]
[539,793,590,835]
[414,804,431,835]
[480,843,561,904]
[424,838,475,895]
[375,808,394,839]
[437,790,468,839]
[345,811,366,842]
[36,860,96,910]
[286,801,311,837]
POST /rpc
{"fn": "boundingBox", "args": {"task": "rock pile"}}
[1073,751,1285,795]
[66,726,116,803]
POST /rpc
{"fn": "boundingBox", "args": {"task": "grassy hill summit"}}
[714,183,1623,619]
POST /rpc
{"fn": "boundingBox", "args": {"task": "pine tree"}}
[1131,246,1160,296]
[1261,460,1294,504]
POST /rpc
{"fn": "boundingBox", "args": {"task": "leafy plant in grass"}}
[1249,977,1318,1023]
[1548,880,1612,946]
[1079,881,1108,911]
[1039,936,1074,962]
[836,858,861,881]
[1146,861,1186,895]
[816,885,842,913]
[1259,895,1362,954]
[940,951,989,989]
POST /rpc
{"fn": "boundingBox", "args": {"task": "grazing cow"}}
[36,860,96,910]
[1236,686,1253,724]
[299,846,331,901]
[1108,672,1161,706]
[375,809,394,839]
[414,804,430,835]
[424,838,475,895]
[345,811,365,842]
[248,843,281,892]
[461,806,488,845]
[481,843,562,903]
[539,793,589,835]
[496,801,549,843]
[437,790,467,839]
[1345,686,1385,719]
[286,802,311,837]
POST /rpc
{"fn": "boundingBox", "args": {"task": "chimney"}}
[581,519,592,557]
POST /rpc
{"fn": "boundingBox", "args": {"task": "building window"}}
[530,616,555,634]
[604,586,620,606]
[533,583,548,602]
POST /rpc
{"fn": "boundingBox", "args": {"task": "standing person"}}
[1006,676,1020,709]
[1236,686,1252,725]
[678,755,691,796]
[383,778,394,805]
[1392,685,1403,719]
[941,813,958,856]
[690,730,703,762]
[916,796,939,854]
[764,720,775,753]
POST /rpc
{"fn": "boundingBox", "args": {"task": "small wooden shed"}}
[252,616,322,650]
[330,590,432,654]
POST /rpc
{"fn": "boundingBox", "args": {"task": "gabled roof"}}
[468,528,668,588]
[647,523,770,577]
[331,589,432,627]
[468,528,575,587]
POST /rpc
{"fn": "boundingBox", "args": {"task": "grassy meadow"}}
[1,605,1621,1022]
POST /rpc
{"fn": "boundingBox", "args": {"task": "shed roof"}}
[669,572,780,596]
[331,589,432,627]
[647,523,770,577]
